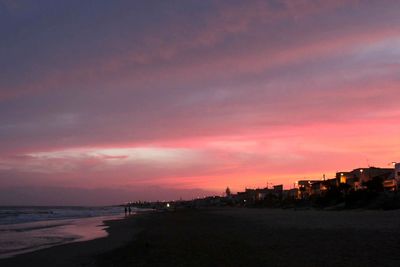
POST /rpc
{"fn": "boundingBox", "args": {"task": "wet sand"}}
[0,215,123,259]
[2,208,400,266]
[0,214,144,267]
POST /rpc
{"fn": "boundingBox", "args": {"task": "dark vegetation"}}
[311,179,400,210]
[226,181,400,210]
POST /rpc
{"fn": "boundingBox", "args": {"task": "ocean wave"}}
[0,206,124,225]
[0,215,122,259]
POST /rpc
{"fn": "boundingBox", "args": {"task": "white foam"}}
[0,215,123,259]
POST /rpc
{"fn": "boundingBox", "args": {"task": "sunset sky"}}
[1,0,400,205]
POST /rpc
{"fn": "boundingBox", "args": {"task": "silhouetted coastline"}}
[129,164,400,211]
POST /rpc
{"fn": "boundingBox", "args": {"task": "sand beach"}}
[2,208,400,267]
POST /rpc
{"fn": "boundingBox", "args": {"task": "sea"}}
[0,206,126,259]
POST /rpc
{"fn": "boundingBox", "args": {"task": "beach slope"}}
[97,208,400,267]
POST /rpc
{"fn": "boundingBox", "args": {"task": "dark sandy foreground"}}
[2,208,400,267]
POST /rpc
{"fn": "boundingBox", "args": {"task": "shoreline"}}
[0,212,149,267]
[0,214,126,259]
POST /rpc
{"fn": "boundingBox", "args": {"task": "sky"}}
[1,0,400,205]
